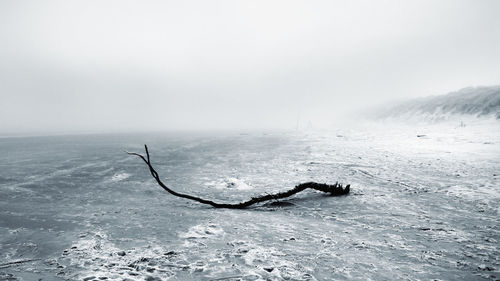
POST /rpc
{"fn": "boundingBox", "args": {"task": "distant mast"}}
[295,112,301,130]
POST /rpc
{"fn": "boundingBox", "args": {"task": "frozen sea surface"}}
[1,122,499,280]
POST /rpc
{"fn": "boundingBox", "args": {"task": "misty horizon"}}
[1,0,499,135]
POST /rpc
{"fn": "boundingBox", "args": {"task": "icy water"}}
[1,124,499,281]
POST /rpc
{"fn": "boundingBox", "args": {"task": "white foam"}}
[59,230,177,281]
[110,172,130,182]
[178,223,225,239]
[206,177,253,190]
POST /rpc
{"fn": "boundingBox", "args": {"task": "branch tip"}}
[144,144,150,163]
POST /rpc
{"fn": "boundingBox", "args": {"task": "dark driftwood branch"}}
[127,145,349,209]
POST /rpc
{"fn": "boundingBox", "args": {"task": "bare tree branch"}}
[127,145,349,209]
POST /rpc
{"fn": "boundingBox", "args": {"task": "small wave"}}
[205,177,253,190]
[220,240,317,280]
[4,162,101,192]
[178,223,225,240]
[58,231,179,281]
[110,173,130,182]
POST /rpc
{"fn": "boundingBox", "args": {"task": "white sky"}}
[1,0,499,134]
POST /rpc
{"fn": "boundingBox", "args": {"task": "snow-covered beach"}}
[1,118,499,280]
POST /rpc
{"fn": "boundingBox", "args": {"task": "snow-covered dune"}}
[374,86,500,122]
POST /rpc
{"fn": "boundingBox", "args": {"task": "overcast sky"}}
[1,0,499,134]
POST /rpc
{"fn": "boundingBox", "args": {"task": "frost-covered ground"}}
[1,120,499,280]
[371,86,500,121]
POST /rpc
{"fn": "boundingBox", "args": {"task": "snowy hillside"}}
[374,86,500,122]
